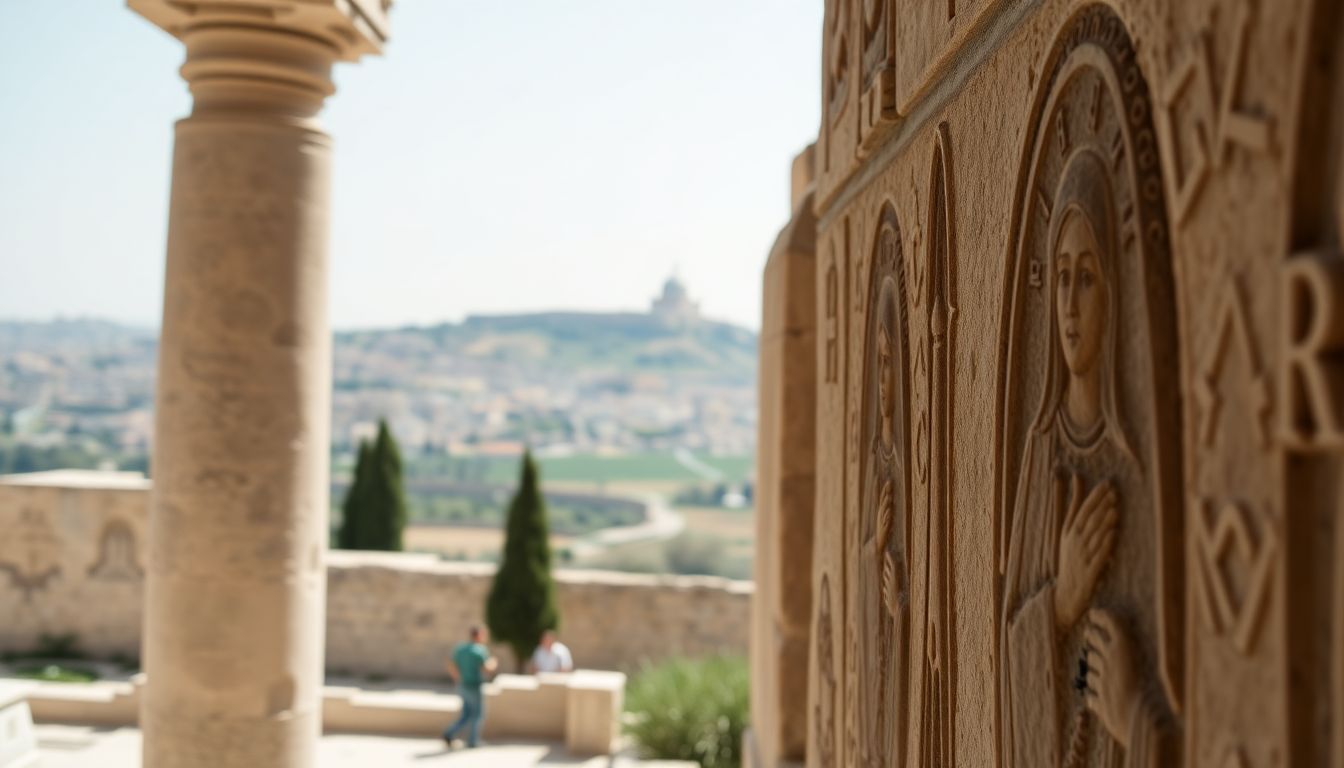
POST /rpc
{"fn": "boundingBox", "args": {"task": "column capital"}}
[128,0,391,62]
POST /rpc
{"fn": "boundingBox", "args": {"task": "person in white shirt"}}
[528,630,574,674]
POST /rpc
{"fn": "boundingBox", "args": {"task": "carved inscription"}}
[1192,499,1274,655]
[851,203,911,767]
[1196,276,1271,448]
[998,7,1183,766]
[1157,0,1275,223]
[827,257,841,384]
[1278,253,1344,451]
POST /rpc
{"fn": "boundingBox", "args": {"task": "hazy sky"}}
[0,2,821,330]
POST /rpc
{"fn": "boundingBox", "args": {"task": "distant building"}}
[650,273,700,326]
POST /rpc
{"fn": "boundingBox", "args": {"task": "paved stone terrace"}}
[35,725,695,767]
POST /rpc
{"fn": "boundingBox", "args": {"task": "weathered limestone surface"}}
[0,475,750,678]
[0,473,149,660]
[751,145,818,768]
[127,4,390,765]
[755,0,1344,766]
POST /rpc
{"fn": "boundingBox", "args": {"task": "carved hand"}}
[876,477,894,550]
[1084,609,1140,747]
[1054,473,1117,630]
[882,550,900,618]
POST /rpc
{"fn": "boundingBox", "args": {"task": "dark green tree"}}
[367,420,408,551]
[337,440,373,550]
[486,450,560,670]
[337,420,408,551]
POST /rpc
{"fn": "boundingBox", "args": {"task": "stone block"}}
[563,670,625,756]
[0,683,37,768]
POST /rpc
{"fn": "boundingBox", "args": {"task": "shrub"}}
[664,533,727,576]
[34,632,83,659]
[624,656,748,768]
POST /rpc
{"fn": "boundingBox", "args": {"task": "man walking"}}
[528,629,574,673]
[444,625,497,749]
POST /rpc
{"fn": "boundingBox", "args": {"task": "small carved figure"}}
[852,208,910,767]
[89,520,144,582]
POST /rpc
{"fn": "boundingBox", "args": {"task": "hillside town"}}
[0,275,756,472]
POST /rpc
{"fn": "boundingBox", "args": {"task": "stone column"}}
[128,3,389,766]
[749,145,817,768]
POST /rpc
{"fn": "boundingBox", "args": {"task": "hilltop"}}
[338,312,757,384]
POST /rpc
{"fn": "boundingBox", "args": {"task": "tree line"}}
[338,419,558,670]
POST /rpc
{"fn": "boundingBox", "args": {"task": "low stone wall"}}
[327,552,752,677]
[0,471,751,677]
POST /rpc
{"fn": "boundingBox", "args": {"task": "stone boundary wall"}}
[0,472,751,677]
[326,552,752,677]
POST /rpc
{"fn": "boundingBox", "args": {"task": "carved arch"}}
[913,120,958,768]
[994,5,1185,766]
[849,200,912,767]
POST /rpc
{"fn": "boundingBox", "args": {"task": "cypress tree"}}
[367,419,407,551]
[337,420,408,552]
[486,449,560,671]
[337,439,373,550]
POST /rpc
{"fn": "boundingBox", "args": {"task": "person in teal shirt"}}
[444,625,497,748]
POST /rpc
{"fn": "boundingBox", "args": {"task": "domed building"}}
[650,272,700,326]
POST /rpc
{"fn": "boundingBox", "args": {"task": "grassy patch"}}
[13,663,99,683]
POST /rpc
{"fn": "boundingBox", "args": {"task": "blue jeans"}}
[444,686,484,747]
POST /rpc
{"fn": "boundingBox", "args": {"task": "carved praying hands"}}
[1054,472,1117,630]
[1084,609,1141,747]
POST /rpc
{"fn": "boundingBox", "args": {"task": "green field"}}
[401,451,753,486]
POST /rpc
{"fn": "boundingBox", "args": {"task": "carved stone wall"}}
[754,0,1344,766]
[0,472,149,659]
[0,474,750,676]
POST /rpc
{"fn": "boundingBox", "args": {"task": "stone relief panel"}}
[996,7,1183,767]
[810,220,851,768]
[847,203,912,767]
[0,506,62,599]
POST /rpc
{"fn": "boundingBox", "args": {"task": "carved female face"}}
[1054,209,1108,377]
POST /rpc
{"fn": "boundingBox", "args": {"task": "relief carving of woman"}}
[1001,149,1170,768]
